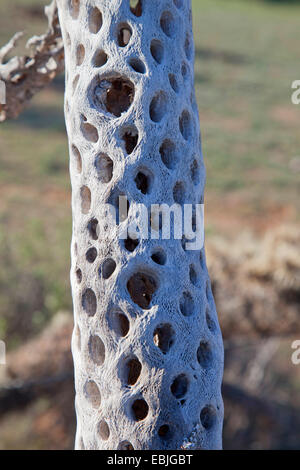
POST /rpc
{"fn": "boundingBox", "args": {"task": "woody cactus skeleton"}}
[2,0,224,450]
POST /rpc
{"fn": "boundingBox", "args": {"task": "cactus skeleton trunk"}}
[56,0,224,450]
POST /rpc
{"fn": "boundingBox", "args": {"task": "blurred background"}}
[0,0,299,449]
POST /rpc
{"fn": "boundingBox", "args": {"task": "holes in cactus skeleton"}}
[173,181,185,204]
[121,126,138,154]
[95,153,113,183]
[173,0,183,8]
[179,291,195,317]
[121,355,142,386]
[189,264,199,286]
[92,49,108,67]
[159,139,177,170]
[94,77,135,118]
[84,380,101,408]
[127,272,157,309]
[98,420,110,440]
[76,268,82,284]
[80,185,91,214]
[179,110,193,141]
[171,374,189,399]
[197,341,213,369]
[72,144,82,173]
[160,11,175,38]
[149,91,168,122]
[88,218,99,240]
[89,7,102,34]
[158,425,172,441]
[206,309,216,333]
[130,0,142,17]
[81,121,99,143]
[184,33,192,60]
[72,74,79,94]
[181,62,189,81]
[131,399,149,421]
[118,24,132,47]
[86,247,97,263]
[82,288,97,317]
[76,44,85,66]
[191,159,200,185]
[69,0,80,19]
[153,323,175,354]
[200,405,217,430]
[151,249,166,266]
[150,39,164,64]
[100,258,116,280]
[129,57,146,74]
[169,74,179,93]
[124,236,139,252]
[88,335,105,366]
[118,441,134,450]
[109,309,130,337]
[135,169,152,194]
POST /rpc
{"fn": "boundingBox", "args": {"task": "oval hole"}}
[124,236,139,252]
[98,420,110,440]
[169,73,179,93]
[150,39,164,64]
[100,258,116,280]
[84,380,101,408]
[82,288,97,317]
[86,247,97,263]
[151,249,166,265]
[127,272,157,309]
[179,110,193,141]
[80,185,91,214]
[149,91,168,123]
[69,0,80,19]
[179,292,195,317]
[93,49,108,67]
[118,24,132,47]
[108,309,130,337]
[200,405,217,430]
[118,441,134,450]
[81,122,99,143]
[72,144,82,173]
[130,0,142,17]
[121,126,138,154]
[170,374,189,399]
[121,355,142,386]
[89,335,105,366]
[131,399,148,421]
[89,7,102,34]
[76,44,85,66]
[153,323,175,354]
[88,218,99,240]
[197,341,213,369]
[159,139,177,170]
[160,11,175,38]
[129,57,145,74]
[95,153,113,183]
[94,76,135,117]
[173,181,185,204]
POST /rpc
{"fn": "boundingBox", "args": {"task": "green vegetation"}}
[0,0,299,347]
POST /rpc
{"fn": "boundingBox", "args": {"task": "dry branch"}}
[0,0,64,122]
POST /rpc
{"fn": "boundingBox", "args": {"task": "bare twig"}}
[0,0,64,122]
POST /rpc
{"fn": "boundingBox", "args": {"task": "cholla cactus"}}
[56,0,224,450]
